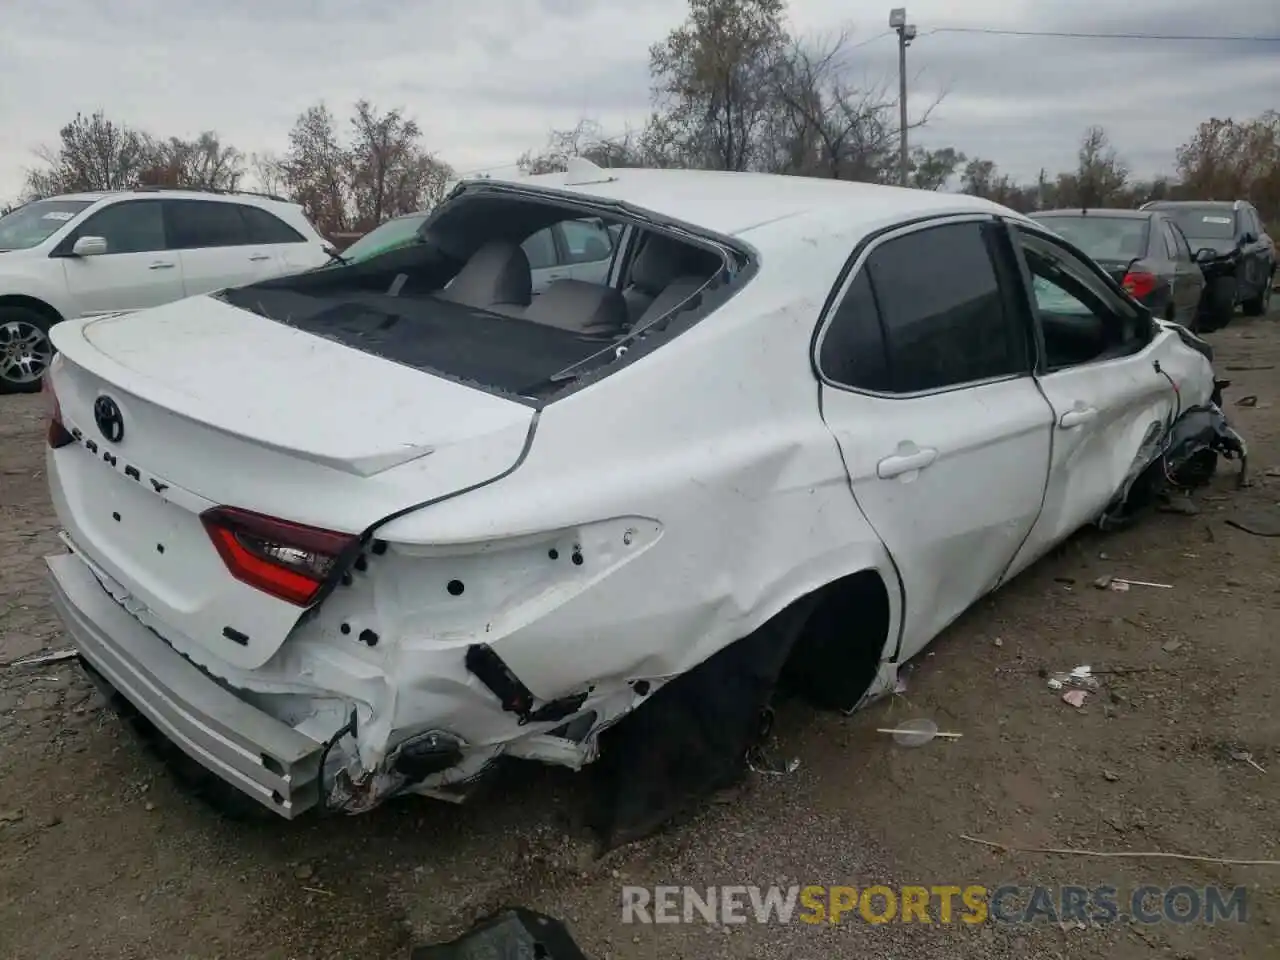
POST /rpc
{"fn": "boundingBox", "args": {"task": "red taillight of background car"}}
[1122,270,1157,299]
[43,377,75,449]
[200,506,357,606]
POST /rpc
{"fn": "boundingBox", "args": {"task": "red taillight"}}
[1122,270,1157,299]
[200,506,357,607]
[43,377,75,449]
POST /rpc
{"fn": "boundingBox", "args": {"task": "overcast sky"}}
[1,0,1277,201]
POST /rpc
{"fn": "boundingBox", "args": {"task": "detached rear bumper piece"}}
[46,551,324,818]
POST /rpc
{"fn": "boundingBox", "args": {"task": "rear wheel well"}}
[0,295,63,326]
[777,569,892,712]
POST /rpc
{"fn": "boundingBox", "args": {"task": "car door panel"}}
[164,198,277,297]
[56,199,185,316]
[1001,223,1182,582]
[814,218,1054,661]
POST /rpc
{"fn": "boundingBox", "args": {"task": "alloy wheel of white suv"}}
[0,308,54,392]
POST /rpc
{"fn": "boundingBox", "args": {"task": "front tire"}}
[0,306,55,394]
[1202,276,1236,331]
[1241,268,1273,316]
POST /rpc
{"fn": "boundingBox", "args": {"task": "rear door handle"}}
[149,261,175,270]
[877,445,938,479]
[1059,406,1098,429]
[249,254,272,262]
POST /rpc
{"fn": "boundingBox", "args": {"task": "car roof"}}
[1033,208,1152,219]
[1144,199,1236,208]
[40,189,295,206]
[469,167,1020,251]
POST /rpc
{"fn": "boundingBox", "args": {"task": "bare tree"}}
[250,152,288,197]
[347,100,453,229]
[1054,126,1128,208]
[909,146,965,190]
[649,0,790,171]
[1176,112,1280,219]
[279,103,353,234]
[767,33,945,182]
[138,132,245,190]
[24,111,154,197]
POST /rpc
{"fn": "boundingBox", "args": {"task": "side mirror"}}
[1240,231,1258,246]
[71,236,108,257]
[1194,247,1217,263]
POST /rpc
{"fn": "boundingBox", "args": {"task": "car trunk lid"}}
[45,296,536,669]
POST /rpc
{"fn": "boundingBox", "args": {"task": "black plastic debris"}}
[410,908,589,960]
[1100,400,1248,530]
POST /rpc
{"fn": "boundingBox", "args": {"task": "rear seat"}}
[523,279,629,337]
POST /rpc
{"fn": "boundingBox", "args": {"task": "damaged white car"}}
[43,160,1246,844]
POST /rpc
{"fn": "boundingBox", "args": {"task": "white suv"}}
[0,189,331,393]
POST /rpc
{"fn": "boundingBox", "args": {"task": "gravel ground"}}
[1,308,1277,960]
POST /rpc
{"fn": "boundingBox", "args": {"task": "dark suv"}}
[1141,199,1275,325]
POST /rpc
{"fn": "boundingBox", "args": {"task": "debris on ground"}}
[1093,575,1172,591]
[1236,395,1260,407]
[1162,640,1184,654]
[1045,666,1100,692]
[1231,751,1267,773]
[877,719,962,746]
[411,908,590,960]
[5,649,78,668]
[1224,509,1280,538]
[959,834,1280,866]
[1061,690,1089,708]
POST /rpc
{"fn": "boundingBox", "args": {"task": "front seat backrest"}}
[438,241,532,309]
[524,280,629,336]
[623,234,686,319]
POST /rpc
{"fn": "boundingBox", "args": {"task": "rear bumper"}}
[46,551,324,818]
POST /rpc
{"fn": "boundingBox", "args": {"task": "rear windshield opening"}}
[222,188,736,403]
[1034,215,1149,261]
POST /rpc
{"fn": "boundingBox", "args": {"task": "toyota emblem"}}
[94,395,125,444]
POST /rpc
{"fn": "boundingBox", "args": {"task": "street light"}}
[889,8,917,187]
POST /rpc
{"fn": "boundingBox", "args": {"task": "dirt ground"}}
[2,309,1278,960]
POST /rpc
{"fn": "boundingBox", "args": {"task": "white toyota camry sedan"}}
[40,161,1244,844]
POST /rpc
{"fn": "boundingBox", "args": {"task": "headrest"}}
[440,241,531,308]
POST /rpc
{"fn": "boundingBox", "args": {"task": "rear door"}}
[1000,223,1177,581]
[164,199,277,295]
[56,199,185,316]
[238,203,320,278]
[815,216,1054,661]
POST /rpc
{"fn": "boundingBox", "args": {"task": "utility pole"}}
[889,9,918,187]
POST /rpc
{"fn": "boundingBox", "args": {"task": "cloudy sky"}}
[1,0,1276,201]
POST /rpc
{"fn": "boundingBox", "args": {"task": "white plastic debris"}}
[877,719,963,747]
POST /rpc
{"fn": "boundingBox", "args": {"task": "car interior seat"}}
[437,241,533,311]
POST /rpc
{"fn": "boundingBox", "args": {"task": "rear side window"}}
[165,199,249,249]
[865,221,1025,392]
[239,205,306,244]
[1166,221,1192,260]
[821,221,1026,394]
[818,269,891,391]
